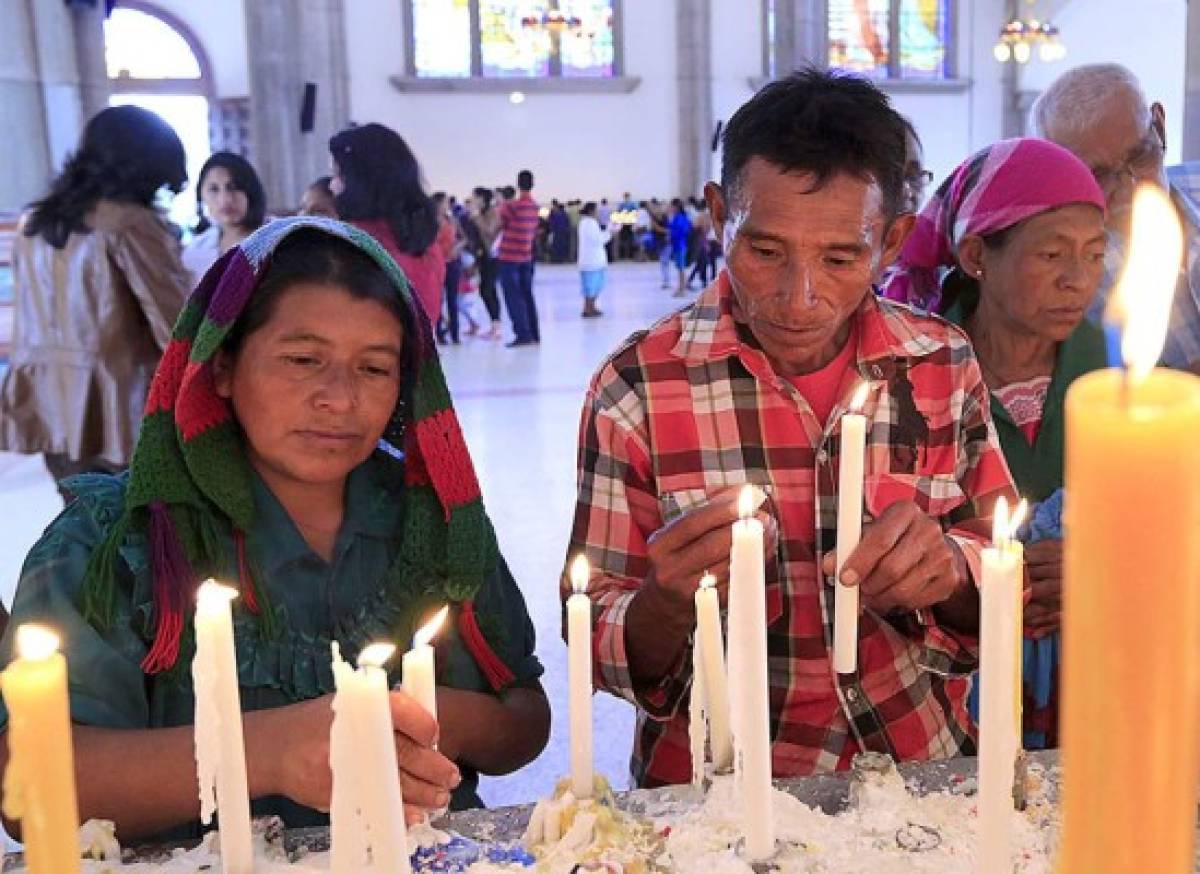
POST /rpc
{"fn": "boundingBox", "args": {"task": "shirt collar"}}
[672,270,949,376]
[249,456,401,574]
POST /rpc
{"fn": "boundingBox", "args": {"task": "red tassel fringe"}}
[458,600,515,691]
[141,502,191,674]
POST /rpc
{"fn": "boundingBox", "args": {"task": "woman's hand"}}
[252,692,461,825]
[1024,539,1063,638]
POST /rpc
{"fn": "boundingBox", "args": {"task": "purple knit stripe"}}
[206,249,257,326]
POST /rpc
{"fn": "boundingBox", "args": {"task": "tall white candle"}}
[402,606,449,722]
[567,555,595,799]
[192,580,253,874]
[728,485,775,862]
[834,381,870,675]
[689,642,708,789]
[694,572,733,772]
[330,642,410,874]
[977,498,1023,874]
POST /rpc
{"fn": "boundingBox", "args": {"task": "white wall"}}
[144,0,249,97]
[710,0,760,185]
[1017,0,1187,164]
[344,1,680,201]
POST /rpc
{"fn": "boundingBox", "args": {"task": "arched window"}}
[104,4,215,227]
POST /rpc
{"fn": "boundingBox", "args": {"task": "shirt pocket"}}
[865,472,966,520]
[657,487,784,627]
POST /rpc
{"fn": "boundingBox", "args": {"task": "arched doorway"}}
[104,3,215,228]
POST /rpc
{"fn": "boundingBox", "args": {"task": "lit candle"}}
[0,625,80,874]
[402,605,449,722]
[1011,498,1027,748]
[977,498,1023,874]
[834,382,870,675]
[727,484,774,862]
[694,572,733,772]
[192,580,253,874]
[1060,185,1200,873]
[330,642,410,874]
[567,555,594,799]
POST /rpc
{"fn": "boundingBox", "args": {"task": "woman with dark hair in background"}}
[299,176,337,218]
[0,104,191,495]
[328,123,454,330]
[467,186,503,339]
[183,151,267,284]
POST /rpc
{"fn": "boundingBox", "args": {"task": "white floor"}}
[0,261,693,809]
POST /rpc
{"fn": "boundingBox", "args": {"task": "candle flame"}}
[992,496,1010,548]
[414,605,449,648]
[570,554,590,595]
[1110,184,1184,382]
[357,642,397,669]
[15,624,60,661]
[1010,498,1029,542]
[699,572,716,591]
[849,381,870,413]
[196,579,238,610]
[737,484,766,520]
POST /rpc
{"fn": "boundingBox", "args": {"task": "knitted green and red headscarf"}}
[80,216,515,690]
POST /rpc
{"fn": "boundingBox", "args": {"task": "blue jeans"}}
[499,260,539,342]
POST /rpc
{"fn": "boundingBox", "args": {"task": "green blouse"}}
[944,288,1109,501]
[0,457,542,834]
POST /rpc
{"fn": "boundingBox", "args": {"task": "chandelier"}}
[520,10,583,35]
[993,11,1066,63]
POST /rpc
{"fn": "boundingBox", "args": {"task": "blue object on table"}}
[411,834,534,872]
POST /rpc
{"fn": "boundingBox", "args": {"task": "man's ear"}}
[213,349,234,400]
[1152,101,1167,150]
[878,212,917,274]
[704,181,727,238]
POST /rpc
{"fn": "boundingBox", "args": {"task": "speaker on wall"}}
[300,82,317,133]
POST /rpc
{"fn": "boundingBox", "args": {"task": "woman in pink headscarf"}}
[883,137,1107,749]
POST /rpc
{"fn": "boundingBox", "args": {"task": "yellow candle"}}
[1060,185,1200,873]
[1,625,80,874]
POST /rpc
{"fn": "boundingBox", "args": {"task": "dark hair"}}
[311,176,334,195]
[24,105,187,248]
[193,151,267,234]
[472,186,494,210]
[581,201,597,216]
[223,229,421,379]
[720,67,907,220]
[502,186,516,200]
[517,169,534,191]
[671,197,684,210]
[329,123,439,256]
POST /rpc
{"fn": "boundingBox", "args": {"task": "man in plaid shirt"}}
[564,70,1016,787]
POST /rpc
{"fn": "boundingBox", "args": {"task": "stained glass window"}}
[409,0,618,79]
[767,0,952,81]
[413,0,472,78]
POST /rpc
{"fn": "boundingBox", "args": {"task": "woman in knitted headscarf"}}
[883,138,1108,749]
[0,218,549,843]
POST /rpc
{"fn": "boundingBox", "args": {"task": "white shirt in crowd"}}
[577,215,612,271]
[181,225,221,287]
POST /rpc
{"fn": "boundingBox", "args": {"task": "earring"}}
[976,269,985,279]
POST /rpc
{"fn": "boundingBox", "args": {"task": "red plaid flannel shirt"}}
[565,272,1016,787]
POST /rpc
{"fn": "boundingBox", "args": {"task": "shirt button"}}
[845,687,859,703]
[870,365,883,378]
[816,449,828,464]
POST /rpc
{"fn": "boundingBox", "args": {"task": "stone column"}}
[790,0,828,70]
[0,0,87,214]
[70,1,111,123]
[244,0,350,212]
[676,0,713,196]
[1184,0,1200,161]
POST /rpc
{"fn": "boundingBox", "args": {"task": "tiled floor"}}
[0,261,694,809]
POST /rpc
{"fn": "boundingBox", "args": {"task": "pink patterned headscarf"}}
[881,138,1107,312]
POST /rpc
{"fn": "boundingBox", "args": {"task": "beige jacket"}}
[0,201,190,465]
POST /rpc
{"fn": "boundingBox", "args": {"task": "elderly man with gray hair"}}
[1031,62,1200,372]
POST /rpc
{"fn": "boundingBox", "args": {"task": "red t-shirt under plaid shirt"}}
[565,272,1016,787]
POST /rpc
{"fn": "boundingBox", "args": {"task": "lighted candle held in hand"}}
[834,381,870,675]
[403,605,449,722]
[694,572,733,773]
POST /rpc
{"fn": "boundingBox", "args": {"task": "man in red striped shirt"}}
[498,170,541,347]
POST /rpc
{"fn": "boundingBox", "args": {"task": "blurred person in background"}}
[298,176,338,218]
[329,123,453,331]
[577,201,612,318]
[183,151,267,285]
[0,105,191,496]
